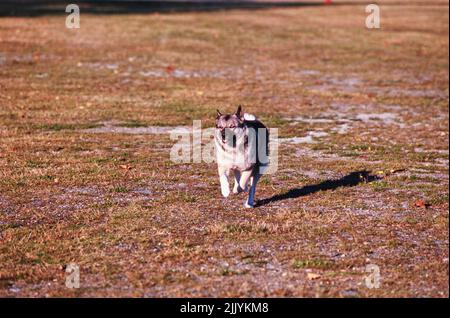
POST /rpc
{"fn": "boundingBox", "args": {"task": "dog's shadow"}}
[256,170,380,207]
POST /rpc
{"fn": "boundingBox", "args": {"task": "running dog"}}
[215,106,269,208]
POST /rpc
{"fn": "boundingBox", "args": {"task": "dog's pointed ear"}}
[216,109,222,117]
[234,105,242,117]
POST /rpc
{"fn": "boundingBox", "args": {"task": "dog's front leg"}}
[218,167,230,197]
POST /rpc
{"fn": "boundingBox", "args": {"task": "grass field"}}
[0,1,448,297]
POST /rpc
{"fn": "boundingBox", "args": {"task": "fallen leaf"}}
[390,168,406,174]
[307,273,321,280]
[165,65,175,74]
[25,253,37,261]
[414,199,429,209]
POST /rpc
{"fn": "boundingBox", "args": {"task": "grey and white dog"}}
[215,106,269,208]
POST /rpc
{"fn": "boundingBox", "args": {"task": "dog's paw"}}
[233,186,244,194]
[221,188,230,198]
[244,202,254,208]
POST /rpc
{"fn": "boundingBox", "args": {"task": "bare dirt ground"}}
[0,1,448,297]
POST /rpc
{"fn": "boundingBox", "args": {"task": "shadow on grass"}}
[1,0,445,17]
[256,170,380,207]
[0,0,332,17]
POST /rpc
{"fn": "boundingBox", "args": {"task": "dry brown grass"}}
[0,1,448,297]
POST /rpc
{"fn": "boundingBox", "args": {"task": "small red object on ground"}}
[165,65,175,74]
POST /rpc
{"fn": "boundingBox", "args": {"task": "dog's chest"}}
[215,136,250,171]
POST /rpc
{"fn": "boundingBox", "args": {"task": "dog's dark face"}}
[215,106,245,144]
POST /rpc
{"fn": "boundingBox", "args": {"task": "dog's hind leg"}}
[245,173,261,208]
[233,170,243,194]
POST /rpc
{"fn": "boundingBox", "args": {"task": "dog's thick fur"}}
[215,106,269,208]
